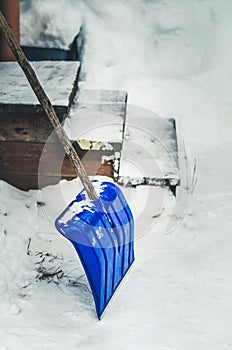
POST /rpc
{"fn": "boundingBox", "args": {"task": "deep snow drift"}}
[0,0,232,349]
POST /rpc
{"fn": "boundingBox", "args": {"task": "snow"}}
[65,101,125,144]
[20,0,84,49]
[0,61,80,106]
[118,109,179,183]
[0,0,232,349]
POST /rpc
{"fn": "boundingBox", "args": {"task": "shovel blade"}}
[55,180,134,319]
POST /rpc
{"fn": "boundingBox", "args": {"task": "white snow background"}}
[0,0,232,349]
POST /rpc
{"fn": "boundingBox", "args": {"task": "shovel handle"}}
[0,11,98,200]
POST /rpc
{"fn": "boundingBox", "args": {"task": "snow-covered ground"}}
[1,0,232,349]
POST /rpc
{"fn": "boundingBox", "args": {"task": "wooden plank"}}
[0,141,114,159]
[0,61,81,107]
[0,159,113,191]
[0,104,66,114]
[0,141,114,174]
[0,108,66,142]
[0,157,113,176]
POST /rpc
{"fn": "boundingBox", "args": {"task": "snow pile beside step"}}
[0,181,37,313]
[82,0,232,150]
[20,0,83,49]
[20,0,232,150]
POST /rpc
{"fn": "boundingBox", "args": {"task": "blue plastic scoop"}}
[55,180,134,319]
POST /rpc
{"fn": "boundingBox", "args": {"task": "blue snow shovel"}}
[55,180,134,319]
[0,11,135,319]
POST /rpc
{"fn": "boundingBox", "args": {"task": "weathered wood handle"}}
[0,10,98,200]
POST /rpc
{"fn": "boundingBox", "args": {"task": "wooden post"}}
[0,0,20,61]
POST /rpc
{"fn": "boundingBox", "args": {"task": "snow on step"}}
[0,61,80,107]
[64,89,127,151]
[118,106,179,189]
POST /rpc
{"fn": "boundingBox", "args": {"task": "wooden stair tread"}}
[0,61,80,108]
[64,89,127,150]
[118,111,179,188]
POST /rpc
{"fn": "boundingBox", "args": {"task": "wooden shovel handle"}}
[0,11,98,200]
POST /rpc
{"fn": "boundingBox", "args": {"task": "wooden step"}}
[64,88,128,178]
[118,108,179,194]
[0,61,80,190]
[0,65,128,190]
[65,89,127,150]
[0,61,80,112]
